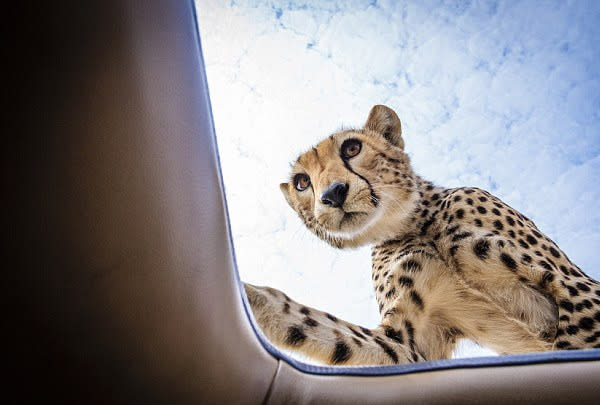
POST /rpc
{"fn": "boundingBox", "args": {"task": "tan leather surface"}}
[11,1,276,402]
[269,360,600,404]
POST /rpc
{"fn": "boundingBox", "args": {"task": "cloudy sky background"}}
[195,0,600,359]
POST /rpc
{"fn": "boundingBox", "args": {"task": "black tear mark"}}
[341,159,379,206]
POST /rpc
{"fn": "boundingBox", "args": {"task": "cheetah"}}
[244,105,600,366]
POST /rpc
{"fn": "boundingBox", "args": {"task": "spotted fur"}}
[245,105,600,365]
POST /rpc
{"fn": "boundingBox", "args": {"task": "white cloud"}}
[195,0,600,358]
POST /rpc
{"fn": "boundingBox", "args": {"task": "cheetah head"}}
[280,105,418,249]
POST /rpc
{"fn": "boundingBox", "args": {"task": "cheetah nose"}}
[320,182,349,208]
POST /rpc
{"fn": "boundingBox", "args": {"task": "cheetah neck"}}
[368,176,446,248]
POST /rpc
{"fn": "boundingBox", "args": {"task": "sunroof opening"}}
[194,1,600,367]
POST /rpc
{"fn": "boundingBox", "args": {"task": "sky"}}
[195,0,600,359]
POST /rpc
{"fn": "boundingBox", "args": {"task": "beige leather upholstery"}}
[10,1,599,403]
[11,1,276,402]
[270,359,600,404]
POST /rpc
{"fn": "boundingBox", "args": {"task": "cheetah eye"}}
[341,139,362,159]
[293,173,311,191]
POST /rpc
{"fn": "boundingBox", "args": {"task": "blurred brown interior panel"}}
[10,1,276,402]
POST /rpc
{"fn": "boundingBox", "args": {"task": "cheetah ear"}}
[280,182,293,208]
[364,104,404,149]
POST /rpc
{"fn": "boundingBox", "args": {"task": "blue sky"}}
[196,0,600,357]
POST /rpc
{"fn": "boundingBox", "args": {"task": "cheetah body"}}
[245,105,600,366]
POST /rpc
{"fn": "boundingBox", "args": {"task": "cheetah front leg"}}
[374,251,551,360]
[243,283,422,365]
